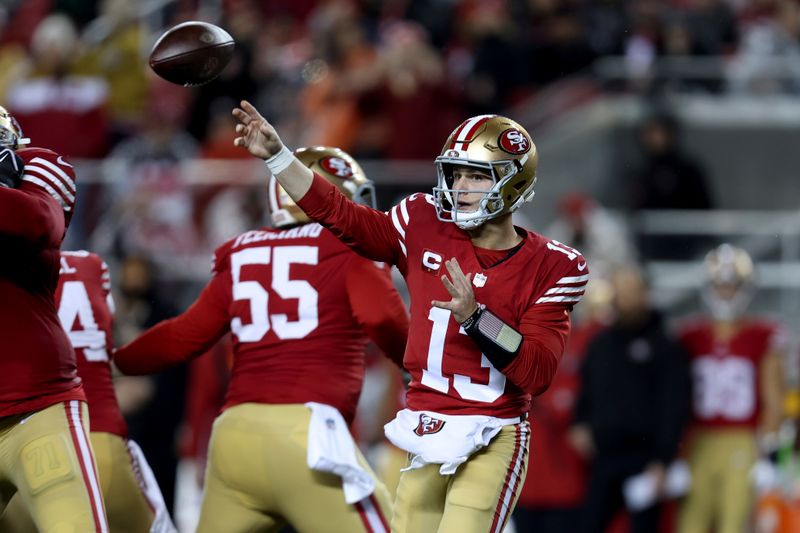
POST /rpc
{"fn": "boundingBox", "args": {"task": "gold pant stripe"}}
[491,422,529,533]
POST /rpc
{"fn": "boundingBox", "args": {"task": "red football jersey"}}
[680,318,785,429]
[56,251,127,436]
[298,176,588,418]
[0,148,84,417]
[114,224,409,424]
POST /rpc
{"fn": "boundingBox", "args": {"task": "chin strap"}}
[461,305,523,371]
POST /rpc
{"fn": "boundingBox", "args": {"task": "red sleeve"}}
[0,187,63,245]
[345,257,409,368]
[115,275,231,375]
[297,173,403,265]
[501,305,571,395]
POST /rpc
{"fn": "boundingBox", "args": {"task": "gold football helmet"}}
[433,115,538,229]
[702,244,755,320]
[0,105,29,149]
[269,146,376,228]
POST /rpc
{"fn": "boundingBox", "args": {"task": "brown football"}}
[149,21,235,86]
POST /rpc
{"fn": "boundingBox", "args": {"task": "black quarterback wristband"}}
[461,305,523,370]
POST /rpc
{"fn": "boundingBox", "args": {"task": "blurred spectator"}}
[626,113,714,210]
[6,13,110,157]
[526,0,597,89]
[453,0,529,113]
[374,21,463,159]
[299,1,383,154]
[95,83,200,265]
[677,244,787,533]
[728,0,800,94]
[571,266,691,533]
[114,254,186,514]
[685,0,739,56]
[0,7,31,101]
[514,278,614,533]
[75,0,150,138]
[546,191,636,280]
[199,97,250,159]
[186,0,260,142]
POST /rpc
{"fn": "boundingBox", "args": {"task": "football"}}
[149,21,235,87]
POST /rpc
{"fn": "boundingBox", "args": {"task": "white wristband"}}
[264,145,295,175]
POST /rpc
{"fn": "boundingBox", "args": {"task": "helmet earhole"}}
[513,180,527,191]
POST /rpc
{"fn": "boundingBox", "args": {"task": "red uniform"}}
[297,175,588,418]
[56,251,127,436]
[115,224,409,424]
[0,147,83,417]
[679,319,785,428]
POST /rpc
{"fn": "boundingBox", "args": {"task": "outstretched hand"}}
[232,100,283,160]
[431,258,479,323]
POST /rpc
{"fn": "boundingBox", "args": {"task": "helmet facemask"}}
[433,157,534,230]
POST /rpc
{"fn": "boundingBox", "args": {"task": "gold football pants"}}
[197,403,392,533]
[678,428,758,533]
[0,432,160,532]
[391,421,530,533]
[0,401,108,532]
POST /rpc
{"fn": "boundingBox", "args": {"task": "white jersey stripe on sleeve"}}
[536,295,584,304]
[24,166,75,202]
[557,274,590,284]
[22,176,72,211]
[399,198,410,225]
[31,157,76,193]
[390,206,406,239]
[398,240,407,257]
[545,286,586,295]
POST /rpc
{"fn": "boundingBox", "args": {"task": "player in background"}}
[0,105,108,531]
[233,102,588,533]
[114,146,409,533]
[677,244,786,533]
[1,251,176,533]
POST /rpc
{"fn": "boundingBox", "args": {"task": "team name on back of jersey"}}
[233,224,323,248]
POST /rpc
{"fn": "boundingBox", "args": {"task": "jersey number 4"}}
[230,246,319,342]
[58,281,108,362]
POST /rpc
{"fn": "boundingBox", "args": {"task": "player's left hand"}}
[432,258,479,323]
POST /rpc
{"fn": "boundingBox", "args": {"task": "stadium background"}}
[2,0,799,531]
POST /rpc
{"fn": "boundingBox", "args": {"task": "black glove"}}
[0,148,24,189]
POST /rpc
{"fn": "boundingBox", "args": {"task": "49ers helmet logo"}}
[498,128,530,155]
[414,414,446,436]
[320,156,354,178]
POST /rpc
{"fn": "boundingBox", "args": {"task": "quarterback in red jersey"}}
[677,244,785,533]
[0,106,108,531]
[233,102,588,533]
[114,147,408,533]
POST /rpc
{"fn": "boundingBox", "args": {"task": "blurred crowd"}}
[0,0,799,163]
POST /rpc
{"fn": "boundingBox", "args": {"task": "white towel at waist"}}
[384,408,522,475]
[305,402,375,504]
